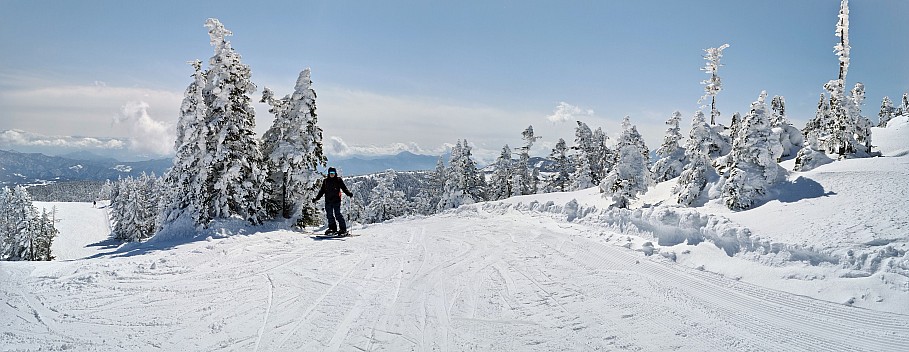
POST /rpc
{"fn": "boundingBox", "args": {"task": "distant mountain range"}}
[0,149,172,186]
[0,149,444,186]
[328,151,441,176]
[1,148,560,187]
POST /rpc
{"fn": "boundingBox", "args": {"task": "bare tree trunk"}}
[710,96,717,125]
[839,37,846,81]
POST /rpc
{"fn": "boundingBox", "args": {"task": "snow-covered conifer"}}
[200,18,268,226]
[0,186,41,260]
[570,121,599,187]
[260,68,327,226]
[770,96,787,127]
[651,111,687,183]
[878,96,895,127]
[822,79,856,156]
[592,127,614,181]
[850,82,872,154]
[437,140,484,211]
[674,111,716,206]
[112,174,160,242]
[365,170,408,223]
[768,95,805,159]
[721,92,784,210]
[0,188,11,259]
[159,60,209,232]
[548,138,572,192]
[901,93,909,118]
[700,43,730,125]
[804,93,830,149]
[600,116,650,208]
[513,126,541,196]
[489,145,514,200]
[571,150,595,190]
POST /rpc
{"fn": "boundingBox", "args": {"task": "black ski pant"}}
[324,201,347,232]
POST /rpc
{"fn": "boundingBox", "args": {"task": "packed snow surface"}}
[3,201,909,351]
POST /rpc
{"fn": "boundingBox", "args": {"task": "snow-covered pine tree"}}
[721,92,784,210]
[700,43,731,125]
[571,149,595,190]
[159,60,209,232]
[803,93,830,149]
[548,138,572,192]
[424,157,446,210]
[489,145,514,200]
[729,112,743,145]
[768,95,805,159]
[201,18,268,226]
[850,82,873,154]
[651,111,687,183]
[592,127,614,182]
[9,186,36,260]
[437,140,485,211]
[673,112,714,206]
[822,79,857,157]
[570,121,598,187]
[770,95,787,127]
[365,170,408,223]
[878,96,895,127]
[111,174,160,242]
[411,189,436,216]
[901,93,909,118]
[600,116,650,208]
[29,207,57,261]
[511,126,541,196]
[0,187,14,259]
[260,68,327,226]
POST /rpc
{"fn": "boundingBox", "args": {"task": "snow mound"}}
[874,115,909,157]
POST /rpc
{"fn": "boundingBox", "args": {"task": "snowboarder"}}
[312,167,353,236]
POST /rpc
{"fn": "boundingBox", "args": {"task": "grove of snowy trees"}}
[111,18,329,241]
[0,186,58,261]
[103,1,907,244]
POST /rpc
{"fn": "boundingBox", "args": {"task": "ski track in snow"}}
[2,206,909,351]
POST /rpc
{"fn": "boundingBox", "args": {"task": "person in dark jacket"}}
[312,167,353,235]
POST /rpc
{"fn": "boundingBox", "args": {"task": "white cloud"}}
[0,129,125,149]
[324,136,449,158]
[0,74,182,139]
[113,101,175,156]
[546,102,594,123]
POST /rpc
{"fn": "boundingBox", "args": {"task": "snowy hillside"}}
[2,120,909,351]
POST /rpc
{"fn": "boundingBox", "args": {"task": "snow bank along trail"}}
[2,207,909,351]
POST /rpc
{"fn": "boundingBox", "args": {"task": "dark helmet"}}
[327,167,337,176]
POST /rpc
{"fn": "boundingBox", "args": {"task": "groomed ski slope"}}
[3,206,909,351]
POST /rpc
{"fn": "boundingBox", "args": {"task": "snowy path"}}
[38,201,113,261]
[2,207,909,351]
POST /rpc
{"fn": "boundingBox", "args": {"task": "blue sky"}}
[1,0,907,161]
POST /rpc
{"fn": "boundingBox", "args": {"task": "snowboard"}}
[309,231,355,240]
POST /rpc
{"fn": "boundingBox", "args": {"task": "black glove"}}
[312,198,318,203]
